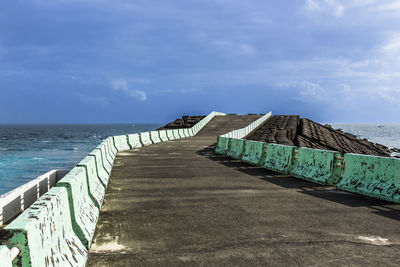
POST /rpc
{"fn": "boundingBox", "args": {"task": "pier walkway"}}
[87,115,400,266]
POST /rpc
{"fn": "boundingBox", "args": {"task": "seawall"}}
[2,111,400,266]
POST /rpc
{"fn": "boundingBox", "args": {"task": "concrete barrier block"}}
[101,141,115,166]
[1,196,21,225]
[183,129,190,138]
[0,246,13,267]
[226,138,245,159]
[56,167,99,248]
[106,137,118,156]
[0,170,62,225]
[178,129,186,138]
[113,135,131,151]
[3,187,87,267]
[242,140,267,166]
[38,177,49,197]
[128,133,143,148]
[187,128,194,137]
[192,126,198,135]
[150,131,162,143]
[159,130,169,141]
[96,144,112,173]
[291,148,342,185]
[103,137,115,157]
[336,154,400,203]
[167,130,175,140]
[51,171,60,187]
[173,129,180,139]
[22,185,38,210]
[140,132,153,146]
[263,144,296,174]
[88,149,110,186]
[215,137,230,155]
[78,156,106,204]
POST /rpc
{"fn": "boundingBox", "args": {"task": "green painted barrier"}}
[97,144,112,172]
[186,128,190,137]
[188,128,195,137]
[102,142,114,168]
[215,137,230,155]
[140,132,153,146]
[102,140,116,163]
[128,133,142,148]
[88,149,110,186]
[103,137,115,157]
[150,131,161,143]
[167,130,176,140]
[0,246,13,267]
[159,130,169,141]
[336,153,400,203]
[226,138,245,159]
[107,136,118,155]
[113,135,130,151]
[173,129,180,139]
[291,147,342,185]
[77,156,106,202]
[178,129,186,138]
[3,187,87,266]
[56,167,99,248]
[242,140,267,166]
[263,144,296,174]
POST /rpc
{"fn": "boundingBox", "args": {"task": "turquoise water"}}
[0,124,160,195]
[1,123,399,196]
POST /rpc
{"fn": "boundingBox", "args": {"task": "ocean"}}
[0,124,160,195]
[331,124,400,150]
[0,123,399,196]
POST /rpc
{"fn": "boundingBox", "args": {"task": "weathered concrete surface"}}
[87,115,400,266]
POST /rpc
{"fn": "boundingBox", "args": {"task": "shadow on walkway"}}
[196,143,400,223]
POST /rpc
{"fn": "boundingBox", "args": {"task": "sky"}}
[1,0,400,124]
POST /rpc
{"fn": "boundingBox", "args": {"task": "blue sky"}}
[1,0,400,123]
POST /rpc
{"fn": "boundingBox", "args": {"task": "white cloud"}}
[299,81,325,100]
[276,80,326,102]
[382,34,400,56]
[379,1,400,12]
[305,0,344,18]
[306,0,320,10]
[111,79,147,101]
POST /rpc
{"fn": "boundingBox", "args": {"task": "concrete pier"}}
[87,115,400,266]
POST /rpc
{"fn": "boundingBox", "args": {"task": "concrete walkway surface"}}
[87,115,400,266]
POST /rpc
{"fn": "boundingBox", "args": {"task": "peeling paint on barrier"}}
[140,132,153,146]
[127,133,143,148]
[215,137,230,155]
[150,131,162,143]
[226,138,245,159]
[4,187,87,267]
[77,156,106,202]
[0,246,13,267]
[89,149,110,185]
[336,153,400,203]
[263,144,296,174]
[291,147,342,185]
[56,167,100,249]
[242,140,266,166]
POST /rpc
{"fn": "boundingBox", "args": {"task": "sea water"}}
[0,124,160,195]
[331,124,400,150]
[1,123,400,195]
